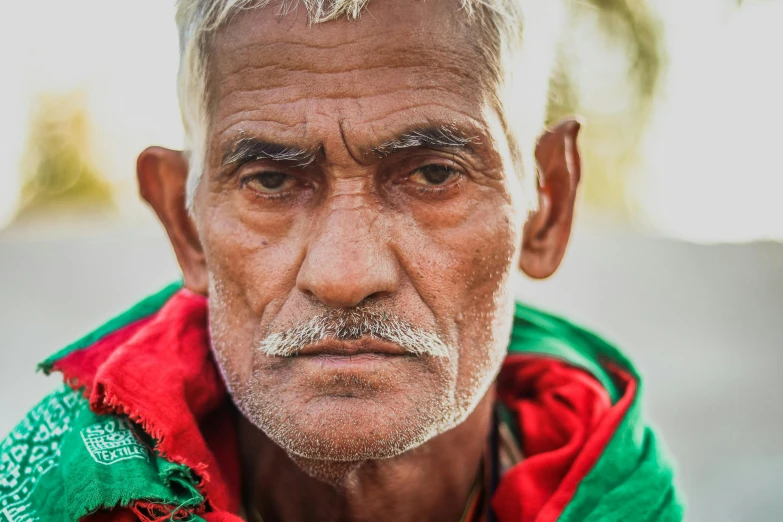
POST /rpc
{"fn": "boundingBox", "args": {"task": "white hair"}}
[175,0,565,211]
[260,308,450,358]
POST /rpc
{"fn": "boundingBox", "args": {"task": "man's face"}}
[192,0,526,461]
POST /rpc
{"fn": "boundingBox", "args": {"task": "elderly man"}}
[1,0,682,521]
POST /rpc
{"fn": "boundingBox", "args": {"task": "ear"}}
[137,147,209,294]
[519,119,582,279]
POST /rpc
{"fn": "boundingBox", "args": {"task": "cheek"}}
[447,203,517,352]
[200,199,307,310]
[448,204,517,406]
[397,193,518,399]
[401,194,517,322]
[198,203,305,384]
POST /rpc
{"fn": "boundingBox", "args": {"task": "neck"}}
[239,387,495,522]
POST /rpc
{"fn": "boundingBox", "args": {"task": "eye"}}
[242,172,297,194]
[409,164,461,187]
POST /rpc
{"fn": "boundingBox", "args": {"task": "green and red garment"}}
[0,283,684,522]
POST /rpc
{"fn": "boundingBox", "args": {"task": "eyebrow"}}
[221,137,317,167]
[372,125,478,157]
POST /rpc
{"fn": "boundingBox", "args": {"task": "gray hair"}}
[260,307,450,358]
[175,0,565,211]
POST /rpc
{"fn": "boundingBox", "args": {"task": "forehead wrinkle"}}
[221,36,411,71]
[217,84,474,123]
[214,112,309,136]
[216,49,486,101]
[209,10,492,105]
[218,30,372,54]
[222,40,486,77]
[215,46,487,106]
[224,60,414,85]
[217,66,483,107]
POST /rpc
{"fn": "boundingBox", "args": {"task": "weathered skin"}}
[137,0,581,520]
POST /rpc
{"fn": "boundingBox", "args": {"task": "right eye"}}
[241,172,297,194]
[409,164,462,187]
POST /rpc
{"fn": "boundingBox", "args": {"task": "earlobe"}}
[519,119,582,280]
[137,147,210,294]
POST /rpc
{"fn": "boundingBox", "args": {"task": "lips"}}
[297,338,408,357]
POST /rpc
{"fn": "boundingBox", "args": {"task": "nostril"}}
[298,287,316,300]
[365,290,393,302]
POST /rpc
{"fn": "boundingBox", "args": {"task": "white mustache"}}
[259,309,450,358]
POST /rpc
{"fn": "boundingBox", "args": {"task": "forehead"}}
[208,0,497,150]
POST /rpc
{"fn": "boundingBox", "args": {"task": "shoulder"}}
[510,302,637,402]
[505,303,686,521]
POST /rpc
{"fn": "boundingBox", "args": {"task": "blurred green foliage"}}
[17,92,113,218]
[549,0,662,120]
[548,0,663,218]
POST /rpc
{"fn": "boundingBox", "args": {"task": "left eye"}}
[409,165,461,186]
[242,172,297,193]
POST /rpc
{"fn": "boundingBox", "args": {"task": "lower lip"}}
[298,353,405,371]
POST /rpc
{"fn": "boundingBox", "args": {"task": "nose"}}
[296,208,398,308]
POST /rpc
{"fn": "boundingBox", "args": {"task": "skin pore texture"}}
[137,0,582,520]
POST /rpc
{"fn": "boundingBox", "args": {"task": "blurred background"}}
[0,0,781,520]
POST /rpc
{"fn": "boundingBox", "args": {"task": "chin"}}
[234,378,456,462]
[280,401,440,461]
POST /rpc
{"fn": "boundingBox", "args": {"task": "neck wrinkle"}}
[239,386,496,522]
